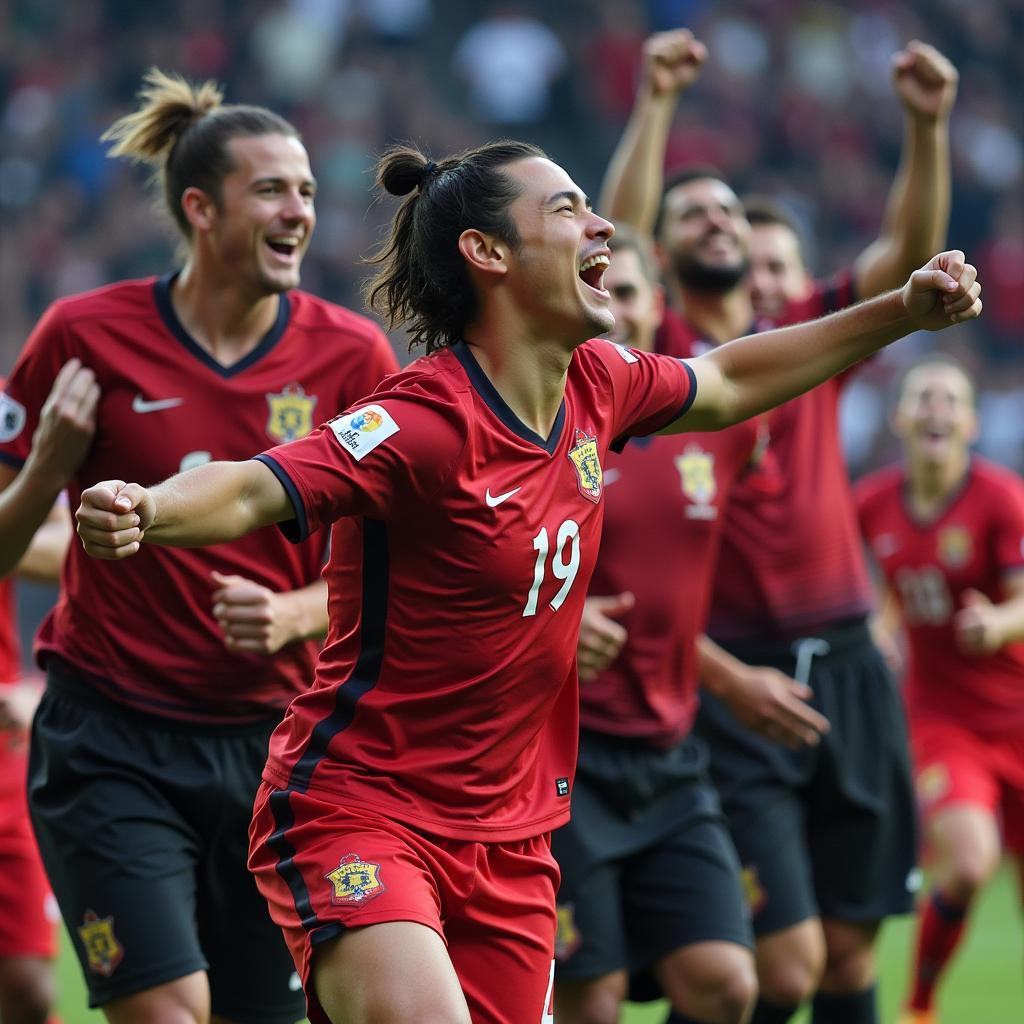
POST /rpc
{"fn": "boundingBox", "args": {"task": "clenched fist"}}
[892,41,958,121]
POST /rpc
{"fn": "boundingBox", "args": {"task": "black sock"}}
[811,985,877,1024]
[750,998,800,1024]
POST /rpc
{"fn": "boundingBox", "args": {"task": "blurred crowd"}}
[2,0,1022,472]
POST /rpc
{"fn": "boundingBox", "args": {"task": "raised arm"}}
[854,41,958,298]
[672,250,981,432]
[76,459,293,559]
[598,29,707,230]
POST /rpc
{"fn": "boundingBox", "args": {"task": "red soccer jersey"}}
[856,458,1024,734]
[658,274,875,640]
[258,339,696,842]
[0,581,17,685]
[0,275,399,723]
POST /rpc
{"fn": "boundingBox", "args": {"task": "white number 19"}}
[522,519,581,617]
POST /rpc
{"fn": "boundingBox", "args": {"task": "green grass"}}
[55,870,1022,1023]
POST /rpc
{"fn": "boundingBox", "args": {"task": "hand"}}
[901,250,982,331]
[577,592,635,681]
[720,665,830,749]
[954,589,1004,655]
[892,41,958,122]
[211,572,294,655]
[641,29,708,98]
[0,679,43,734]
[76,480,153,559]
[869,616,903,675]
[24,358,100,486]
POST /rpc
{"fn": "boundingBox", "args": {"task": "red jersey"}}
[856,458,1024,734]
[581,329,761,745]
[258,339,696,841]
[658,274,874,640]
[0,275,398,723]
[0,581,15,685]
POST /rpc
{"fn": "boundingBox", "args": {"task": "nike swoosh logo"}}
[132,395,184,414]
[485,486,521,507]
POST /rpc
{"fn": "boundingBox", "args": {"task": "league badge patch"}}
[329,404,400,461]
[0,391,26,443]
[266,382,318,442]
[937,525,972,569]
[325,853,386,905]
[676,444,717,520]
[568,428,602,503]
[554,903,581,961]
[77,909,124,977]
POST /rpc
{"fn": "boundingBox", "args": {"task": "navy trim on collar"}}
[451,341,566,455]
[153,272,291,378]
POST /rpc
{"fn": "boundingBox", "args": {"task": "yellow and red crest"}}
[266,382,317,443]
[937,525,972,569]
[676,444,717,519]
[325,853,385,905]
[78,910,124,977]
[568,428,602,503]
[554,903,582,961]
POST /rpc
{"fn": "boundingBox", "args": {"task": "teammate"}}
[0,69,399,1024]
[555,226,828,1024]
[75,136,979,1024]
[855,357,1024,1024]
[601,29,959,1024]
[0,360,98,1024]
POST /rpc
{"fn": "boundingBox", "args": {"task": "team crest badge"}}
[325,853,386,905]
[937,525,972,569]
[740,866,767,915]
[568,428,602,503]
[554,903,581,961]
[266,382,317,443]
[676,444,717,520]
[916,763,950,807]
[78,910,124,977]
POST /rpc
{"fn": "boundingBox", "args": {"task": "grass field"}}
[55,869,1022,1023]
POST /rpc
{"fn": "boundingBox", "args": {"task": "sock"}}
[908,889,969,1011]
[750,998,800,1024]
[811,985,877,1024]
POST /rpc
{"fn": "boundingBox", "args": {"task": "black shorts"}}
[695,618,918,937]
[551,730,752,983]
[28,658,306,1024]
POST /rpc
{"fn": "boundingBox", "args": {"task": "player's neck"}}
[171,263,281,366]
[907,450,970,517]
[672,283,753,345]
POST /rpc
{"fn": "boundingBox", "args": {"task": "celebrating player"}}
[602,30,959,1024]
[856,357,1024,1024]
[0,69,398,1024]
[75,135,979,1024]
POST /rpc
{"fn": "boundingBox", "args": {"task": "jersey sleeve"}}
[0,302,76,468]
[254,391,466,542]
[992,475,1024,575]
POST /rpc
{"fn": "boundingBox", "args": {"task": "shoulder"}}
[854,463,904,509]
[288,291,389,348]
[968,457,1024,503]
[48,278,158,326]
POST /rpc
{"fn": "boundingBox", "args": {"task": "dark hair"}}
[101,67,300,238]
[608,224,658,285]
[897,353,977,407]
[654,164,729,238]
[364,140,547,353]
[743,195,802,236]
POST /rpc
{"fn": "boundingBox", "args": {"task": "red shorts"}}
[249,781,559,1024]
[0,742,57,958]
[910,715,1024,853]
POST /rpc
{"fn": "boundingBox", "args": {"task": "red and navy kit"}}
[855,458,1024,734]
[255,338,696,843]
[658,274,874,640]
[0,275,398,723]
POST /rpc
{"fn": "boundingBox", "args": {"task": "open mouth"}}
[579,253,610,296]
[266,236,301,261]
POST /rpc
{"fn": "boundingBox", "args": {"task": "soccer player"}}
[855,357,1024,1024]
[555,225,829,1024]
[75,137,979,1024]
[0,360,98,1024]
[601,29,959,1024]
[0,70,398,1024]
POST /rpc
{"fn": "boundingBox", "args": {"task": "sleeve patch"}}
[329,404,400,461]
[609,342,639,364]
[0,392,26,442]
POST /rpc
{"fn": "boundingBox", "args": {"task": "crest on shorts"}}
[916,763,950,807]
[266,382,317,443]
[78,909,124,977]
[740,866,767,915]
[568,428,602,503]
[325,853,385,905]
[554,903,581,961]
[937,525,972,569]
[676,444,717,520]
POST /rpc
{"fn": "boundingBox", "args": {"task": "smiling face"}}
[748,221,812,318]
[894,362,978,470]
[203,133,316,295]
[658,177,751,294]
[604,245,664,352]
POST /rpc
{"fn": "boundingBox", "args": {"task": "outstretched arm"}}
[672,250,981,432]
[854,41,958,298]
[77,459,293,559]
[598,29,707,230]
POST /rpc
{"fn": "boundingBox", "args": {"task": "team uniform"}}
[552,331,760,987]
[246,338,696,1024]
[855,458,1024,849]
[0,275,398,1020]
[685,276,918,936]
